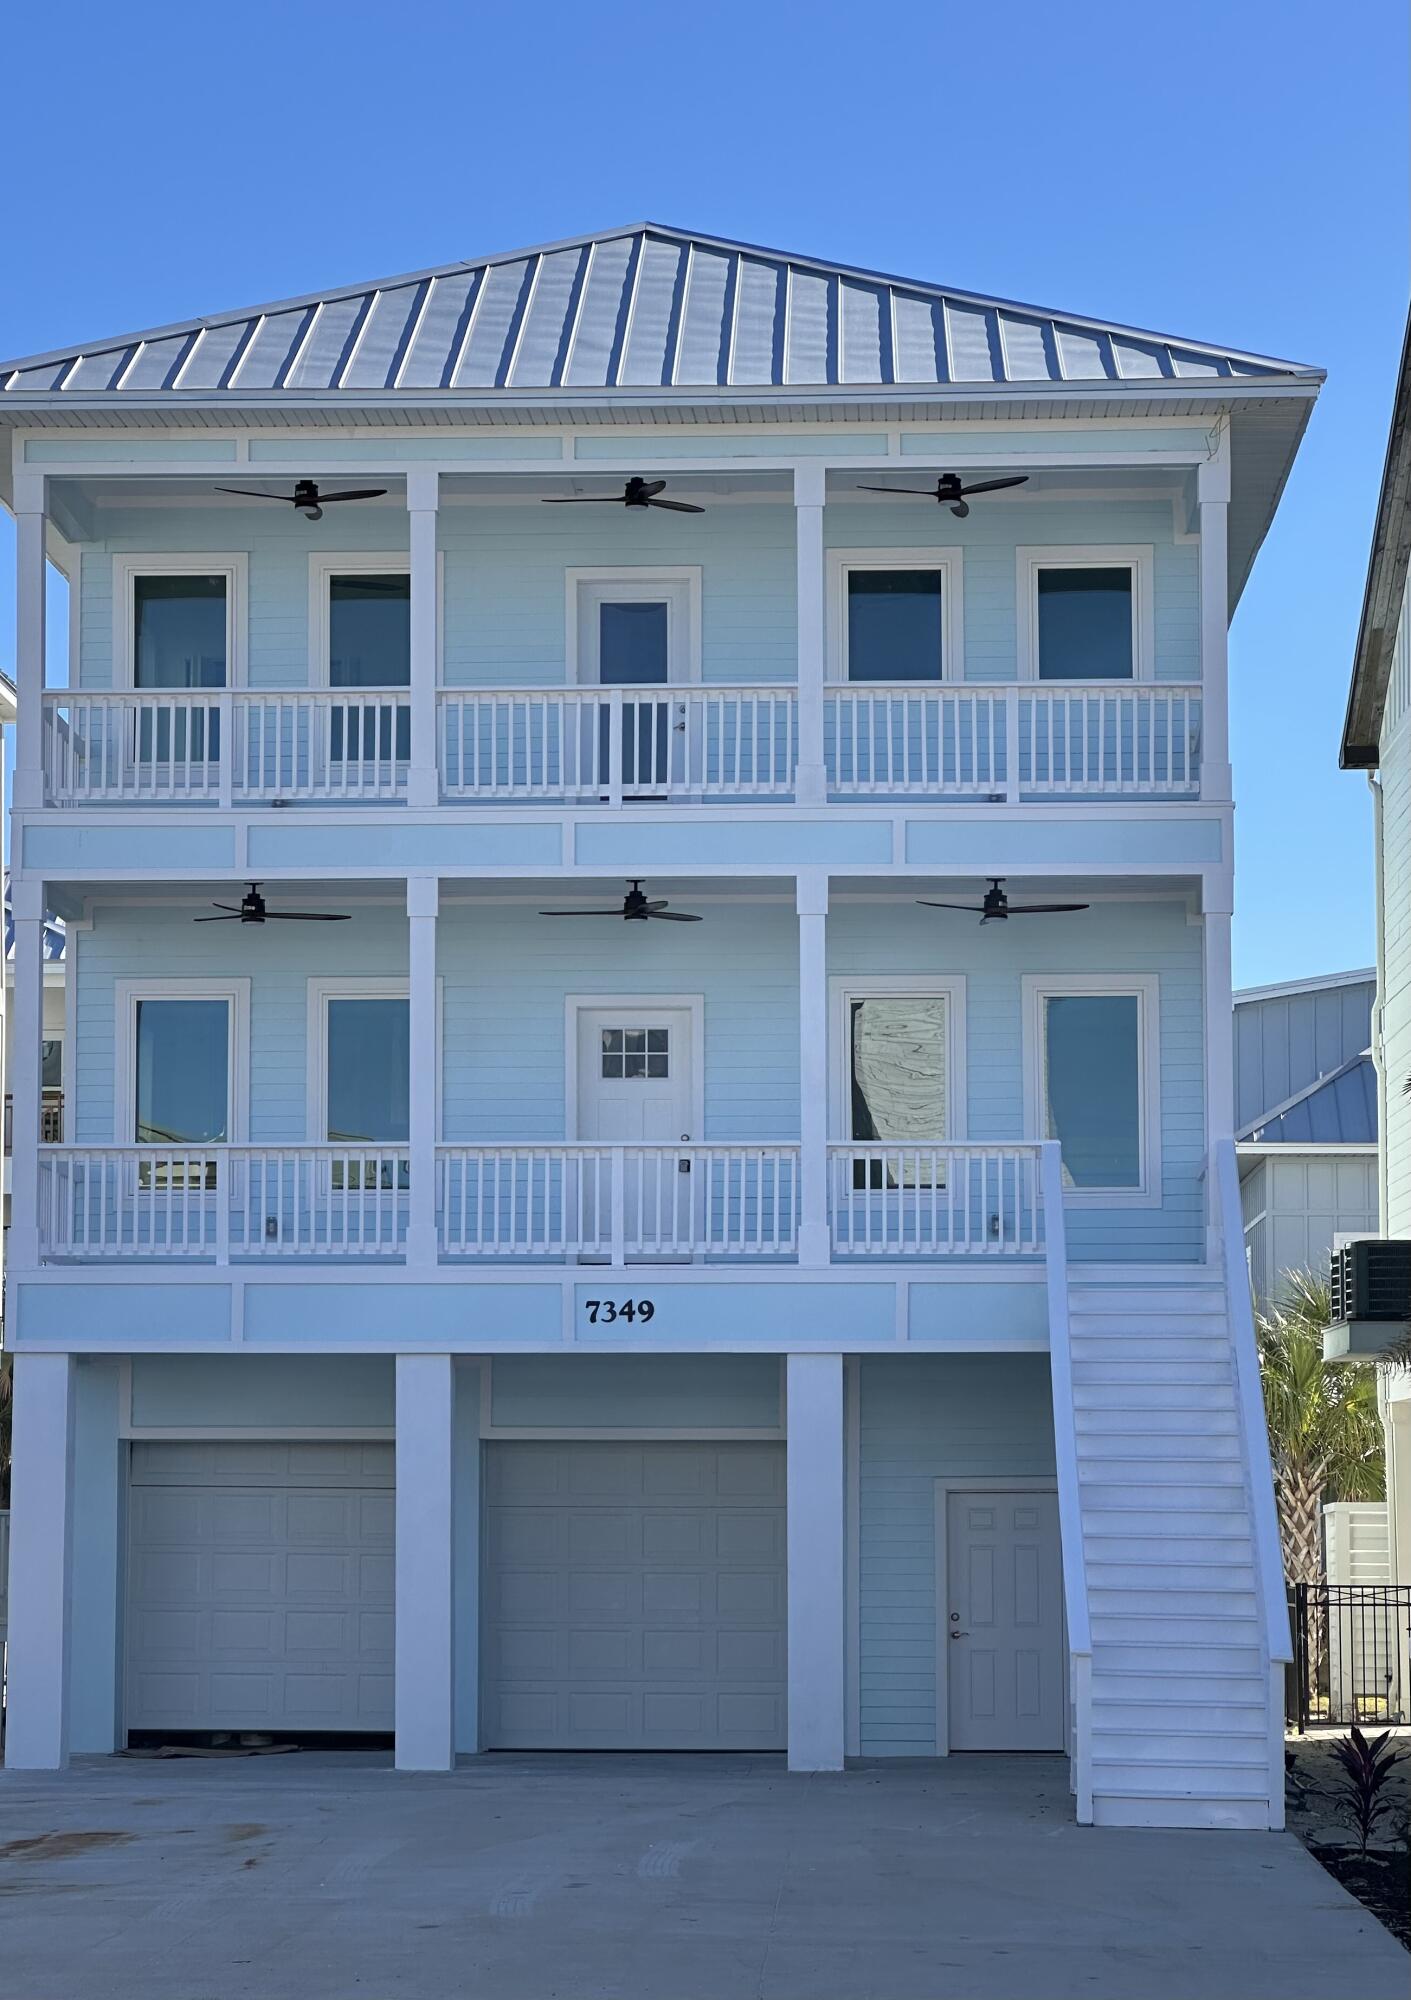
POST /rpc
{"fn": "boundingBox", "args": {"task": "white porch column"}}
[395,1353,455,1770]
[1197,441,1232,805]
[407,469,440,810]
[1203,894,1235,1253]
[13,472,46,811]
[797,871,830,1267]
[8,874,45,1273]
[5,1353,76,1768]
[406,875,439,1266]
[794,463,828,806]
[786,1353,846,1771]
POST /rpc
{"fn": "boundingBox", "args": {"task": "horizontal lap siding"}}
[74,500,1197,690]
[858,1354,1055,1756]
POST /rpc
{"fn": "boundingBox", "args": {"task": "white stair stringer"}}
[1061,1267,1284,1831]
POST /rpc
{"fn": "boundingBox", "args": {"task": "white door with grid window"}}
[576,1008,696,1254]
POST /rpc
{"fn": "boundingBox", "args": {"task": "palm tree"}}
[1256,1269,1385,1584]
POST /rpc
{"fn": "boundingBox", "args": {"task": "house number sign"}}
[582,1299,656,1325]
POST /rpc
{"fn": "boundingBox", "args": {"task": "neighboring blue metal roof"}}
[1233,972,1377,1134]
[0,224,1320,399]
[1243,1053,1379,1146]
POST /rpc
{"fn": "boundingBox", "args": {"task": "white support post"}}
[394,1353,455,1770]
[786,1353,846,1771]
[5,1353,76,1768]
[8,874,45,1273]
[13,473,47,811]
[406,876,439,1267]
[794,464,828,806]
[1203,895,1236,1256]
[407,469,440,810]
[1197,440,1232,805]
[797,872,830,1267]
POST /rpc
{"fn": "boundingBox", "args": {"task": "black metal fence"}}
[1288,1583,1411,1731]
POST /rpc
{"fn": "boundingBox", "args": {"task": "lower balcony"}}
[35,1140,1047,1266]
[40,684,1202,806]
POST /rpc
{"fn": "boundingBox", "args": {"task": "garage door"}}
[125,1442,394,1736]
[482,1441,786,1750]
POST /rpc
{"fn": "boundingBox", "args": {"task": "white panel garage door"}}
[482,1441,786,1750]
[126,1442,394,1736]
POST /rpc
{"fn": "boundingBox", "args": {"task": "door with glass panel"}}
[130,573,228,787]
[130,997,231,1249]
[576,1008,696,1256]
[323,995,411,1192]
[326,572,411,791]
[841,992,958,1252]
[579,580,690,795]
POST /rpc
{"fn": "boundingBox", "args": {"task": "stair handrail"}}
[1213,1136,1292,1662]
[1040,1139,1093,1821]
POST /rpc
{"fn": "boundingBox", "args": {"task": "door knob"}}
[949,1630,969,1640]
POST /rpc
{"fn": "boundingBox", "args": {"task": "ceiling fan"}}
[541,477,704,515]
[213,478,388,523]
[917,878,1089,926]
[539,880,703,923]
[857,472,1028,519]
[195,883,351,925]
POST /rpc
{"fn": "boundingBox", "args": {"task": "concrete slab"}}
[0,1753,1403,1999]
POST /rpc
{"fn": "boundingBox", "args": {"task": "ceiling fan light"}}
[303,505,323,523]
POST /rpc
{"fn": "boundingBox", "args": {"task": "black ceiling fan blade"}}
[193,913,245,922]
[916,900,985,912]
[646,909,703,922]
[539,908,628,917]
[956,476,1029,497]
[261,911,352,922]
[540,495,627,504]
[856,485,946,498]
[647,498,705,513]
[214,487,297,502]
[317,488,388,504]
[1003,903,1091,915]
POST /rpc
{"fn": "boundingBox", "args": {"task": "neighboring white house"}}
[1339,305,1411,1588]
[0,223,1321,1828]
[1235,967,1379,1310]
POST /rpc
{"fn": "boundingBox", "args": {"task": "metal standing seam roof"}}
[0,224,1321,399]
[1241,1052,1379,1147]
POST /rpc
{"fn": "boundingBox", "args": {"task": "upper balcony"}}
[11,458,1229,828]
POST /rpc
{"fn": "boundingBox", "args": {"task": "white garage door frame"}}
[123,1441,395,1740]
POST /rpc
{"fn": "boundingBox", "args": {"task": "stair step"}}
[1070,1337,1233,1364]
[1072,1362,1233,1388]
[1093,1732,1269,1764]
[1094,1642,1265,1675]
[1080,1462,1245,1486]
[1091,1795,1274,1830]
[1092,1614,1263,1646]
[1090,1670,1268,1704]
[1093,1699,1268,1731]
[1090,1592,1260,1624]
[1074,1408,1240,1437]
[1082,1515,1253,1545]
[1091,1767,1271,1799]
[1072,1384,1236,1412]
[1068,1289,1225,1314]
[1078,1434,1242,1462]
[1079,1485,1249,1514]
[1087,1564,1258,1592]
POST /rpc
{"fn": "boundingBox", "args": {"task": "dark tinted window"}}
[847,570,944,682]
[1036,567,1133,681]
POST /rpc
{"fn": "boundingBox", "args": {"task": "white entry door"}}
[944,1489,1064,1751]
[576,1008,697,1255]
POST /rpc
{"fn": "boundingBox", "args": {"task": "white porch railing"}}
[37,1146,410,1259]
[42,691,410,804]
[826,683,1201,799]
[438,687,797,803]
[828,1143,1045,1256]
[437,1144,800,1261]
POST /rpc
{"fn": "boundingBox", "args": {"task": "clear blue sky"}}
[2,0,1405,986]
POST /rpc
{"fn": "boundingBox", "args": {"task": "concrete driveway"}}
[0,1752,1404,2000]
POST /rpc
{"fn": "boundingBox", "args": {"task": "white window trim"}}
[829,976,967,1142]
[564,993,706,1141]
[1014,544,1155,683]
[825,547,964,684]
[112,552,248,690]
[1021,972,1161,1208]
[565,567,703,686]
[306,977,442,1144]
[114,977,250,1145]
[307,551,443,687]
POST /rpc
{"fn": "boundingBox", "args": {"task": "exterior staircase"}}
[1065,1267,1283,1828]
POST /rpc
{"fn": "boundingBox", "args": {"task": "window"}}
[325,998,410,1143]
[849,997,949,1140]
[41,1040,63,1092]
[598,603,669,686]
[827,551,963,683]
[116,980,247,1147]
[1017,546,1153,682]
[601,1026,670,1079]
[329,574,411,688]
[114,555,246,688]
[1023,976,1160,1204]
